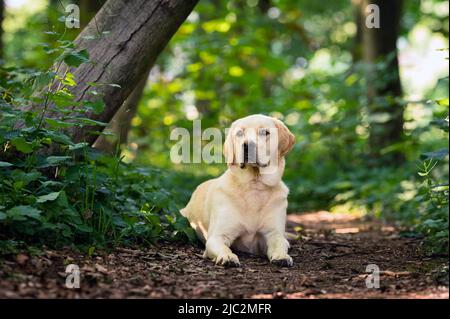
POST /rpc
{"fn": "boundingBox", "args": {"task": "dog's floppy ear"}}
[273,118,295,157]
[223,127,235,165]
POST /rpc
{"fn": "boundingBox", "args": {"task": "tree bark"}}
[258,0,271,13]
[351,0,363,62]
[361,0,404,165]
[0,0,4,62]
[41,0,198,146]
[93,68,150,153]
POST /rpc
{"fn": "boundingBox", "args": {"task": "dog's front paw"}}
[270,254,293,267]
[215,252,240,267]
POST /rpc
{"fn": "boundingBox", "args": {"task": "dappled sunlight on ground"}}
[287,210,382,235]
[288,210,362,229]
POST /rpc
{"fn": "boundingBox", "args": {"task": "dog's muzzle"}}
[243,141,256,164]
[240,142,269,169]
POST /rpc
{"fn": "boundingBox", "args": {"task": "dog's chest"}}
[233,232,266,255]
[241,181,271,213]
[234,184,271,235]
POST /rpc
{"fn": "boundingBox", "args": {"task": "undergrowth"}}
[0,31,196,255]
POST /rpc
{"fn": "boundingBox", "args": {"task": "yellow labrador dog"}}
[181,114,295,267]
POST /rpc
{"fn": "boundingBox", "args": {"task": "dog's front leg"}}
[204,234,240,267]
[264,230,293,267]
[204,216,241,267]
[261,199,293,267]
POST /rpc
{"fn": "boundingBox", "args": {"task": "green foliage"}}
[0,33,195,253]
[413,102,449,254]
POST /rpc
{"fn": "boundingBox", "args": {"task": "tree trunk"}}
[361,0,404,165]
[93,68,150,153]
[258,0,271,13]
[40,0,198,146]
[351,0,363,62]
[0,0,4,62]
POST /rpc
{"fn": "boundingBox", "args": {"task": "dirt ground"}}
[0,211,448,299]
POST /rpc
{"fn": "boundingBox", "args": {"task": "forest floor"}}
[0,211,448,298]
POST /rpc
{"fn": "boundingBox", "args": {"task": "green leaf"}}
[46,156,71,165]
[0,161,13,167]
[50,89,75,108]
[431,184,449,192]
[45,118,77,128]
[39,181,63,188]
[56,190,69,207]
[6,206,41,221]
[42,137,52,145]
[43,130,72,145]
[68,142,89,151]
[84,99,105,114]
[31,71,55,91]
[183,227,197,243]
[36,192,60,203]
[422,149,449,160]
[63,49,89,67]
[0,212,6,220]
[430,119,449,132]
[11,170,41,185]
[61,72,76,87]
[88,246,96,256]
[70,117,108,126]
[13,181,24,191]
[11,137,33,153]
[436,98,449,106]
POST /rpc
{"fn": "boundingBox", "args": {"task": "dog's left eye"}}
[259,128,270,136]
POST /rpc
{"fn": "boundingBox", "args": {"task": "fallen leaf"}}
[95,263,109,274]
[16,254,29,265]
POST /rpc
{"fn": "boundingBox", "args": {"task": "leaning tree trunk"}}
[93,68,150,153]
[39,0,198,146]
[0,0,4,62]
[361,0,404,165]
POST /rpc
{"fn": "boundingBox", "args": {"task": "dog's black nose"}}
[243,141,256,163]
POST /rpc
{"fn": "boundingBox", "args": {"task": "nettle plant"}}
[0,32,195,252]
[414,98,449,254]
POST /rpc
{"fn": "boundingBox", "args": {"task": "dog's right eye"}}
[236,130,244,137]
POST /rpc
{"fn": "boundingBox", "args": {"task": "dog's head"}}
[224,114,295,169]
